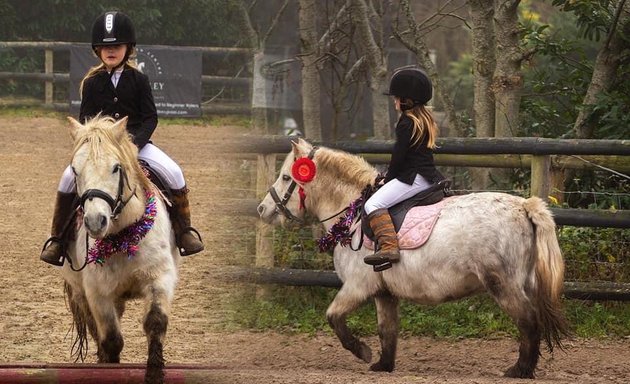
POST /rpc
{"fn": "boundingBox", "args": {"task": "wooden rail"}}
[222,267,630,301]
[0,363,225,384]
[216,135,629,295]
[0,41,252,113]
[215,135,630,227]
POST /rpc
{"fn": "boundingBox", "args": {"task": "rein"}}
[87,189,157,265]
[67,164,154,271]
[316,195,365,253]
[316,183,375,253]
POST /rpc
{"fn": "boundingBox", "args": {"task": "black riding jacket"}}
[79,65,157,149]
[385,114,441,185]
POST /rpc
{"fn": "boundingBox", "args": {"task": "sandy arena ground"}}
[0,114,629,383]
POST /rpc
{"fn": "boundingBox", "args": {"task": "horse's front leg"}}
[142,276,175,384]
[85,293,124,363]
[370,293,399,372]
[326,285,372,364]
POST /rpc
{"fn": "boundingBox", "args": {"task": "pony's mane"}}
[316,146,378,189]
[72,115,152,192]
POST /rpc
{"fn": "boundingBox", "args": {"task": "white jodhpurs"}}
[364,174,433,215]
[57,143,186,193]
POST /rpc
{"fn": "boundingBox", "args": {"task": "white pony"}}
[61,116,179,384]
[257,138,569,379]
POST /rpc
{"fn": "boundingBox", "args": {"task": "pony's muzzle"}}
[84,213,109,238]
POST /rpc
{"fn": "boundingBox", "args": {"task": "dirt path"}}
[0,114,628,383]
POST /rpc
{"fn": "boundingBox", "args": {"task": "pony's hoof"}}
[369,360,394,372]
[504,365,535,379]
[356,342,372,363]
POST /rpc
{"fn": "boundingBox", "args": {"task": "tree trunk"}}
[493,0,522,139]
[563,0,630,204]
[298,0,322,141]
[469,0,496,138]
[351,0,390,139]
[573,0,630,139]
[468,0,496,190]
[492,0,522,188]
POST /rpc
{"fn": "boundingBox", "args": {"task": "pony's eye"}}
[282,175,291,182]
[112,164,121,174]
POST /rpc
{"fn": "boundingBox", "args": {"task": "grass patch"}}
[231,285,630,339]
[0,105,65,119]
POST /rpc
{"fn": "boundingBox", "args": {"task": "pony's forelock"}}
[72,115,152,192]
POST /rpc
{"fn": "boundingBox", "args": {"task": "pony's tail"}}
[523,196,571,352]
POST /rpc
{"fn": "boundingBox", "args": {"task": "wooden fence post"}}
[255,153,277,268]
[531,155,551,200]
[44,49,53,105]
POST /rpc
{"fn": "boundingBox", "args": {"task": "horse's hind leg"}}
[370,293,399,372]
[143,282,174,384]
[326,285,372,364]
[505,312,541,379]
[489,281,540,378]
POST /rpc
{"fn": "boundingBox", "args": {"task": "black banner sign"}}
[70,44,202,117]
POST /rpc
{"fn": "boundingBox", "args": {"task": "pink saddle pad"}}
[363,197,453,250]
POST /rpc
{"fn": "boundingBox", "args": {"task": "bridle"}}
[79,164,136,221]
[267,147,349,224]
[267,147,318,223]
[68,163,136,272]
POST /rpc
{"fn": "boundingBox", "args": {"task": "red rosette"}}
[291,157,316,183]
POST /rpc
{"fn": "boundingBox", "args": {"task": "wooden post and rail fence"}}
[215,135,630,301]
[3,42,630,300]
[0,41,252,114]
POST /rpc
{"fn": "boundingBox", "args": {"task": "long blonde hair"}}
[400,98,438,149]
[79,45,138,97]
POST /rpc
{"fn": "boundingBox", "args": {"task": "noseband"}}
[79,164,135,220]
[268,147,318,222]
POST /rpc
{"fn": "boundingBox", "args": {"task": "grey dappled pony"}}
[257,138,570,379]
[61,116,180,384]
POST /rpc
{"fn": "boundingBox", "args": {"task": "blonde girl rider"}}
[40,11,204,265]
[363,67,443,270]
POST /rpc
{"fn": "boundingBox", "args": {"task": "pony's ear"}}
[67,116,84,141]
[111,116,129,142]
[291,137,310,157]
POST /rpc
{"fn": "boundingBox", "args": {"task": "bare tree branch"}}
[394,0,462,136]
[319,1,351,49]
[261,0,290,46]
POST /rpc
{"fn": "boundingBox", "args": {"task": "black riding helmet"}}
[91,11,136,51]
[384,67,432,107]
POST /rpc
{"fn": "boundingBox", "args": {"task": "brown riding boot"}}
[170,187,204,256]
[363,209,400,271]
[40,192,78,266]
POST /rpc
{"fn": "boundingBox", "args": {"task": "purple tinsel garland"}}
[87,189,157,265]
[317,197,363,252]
